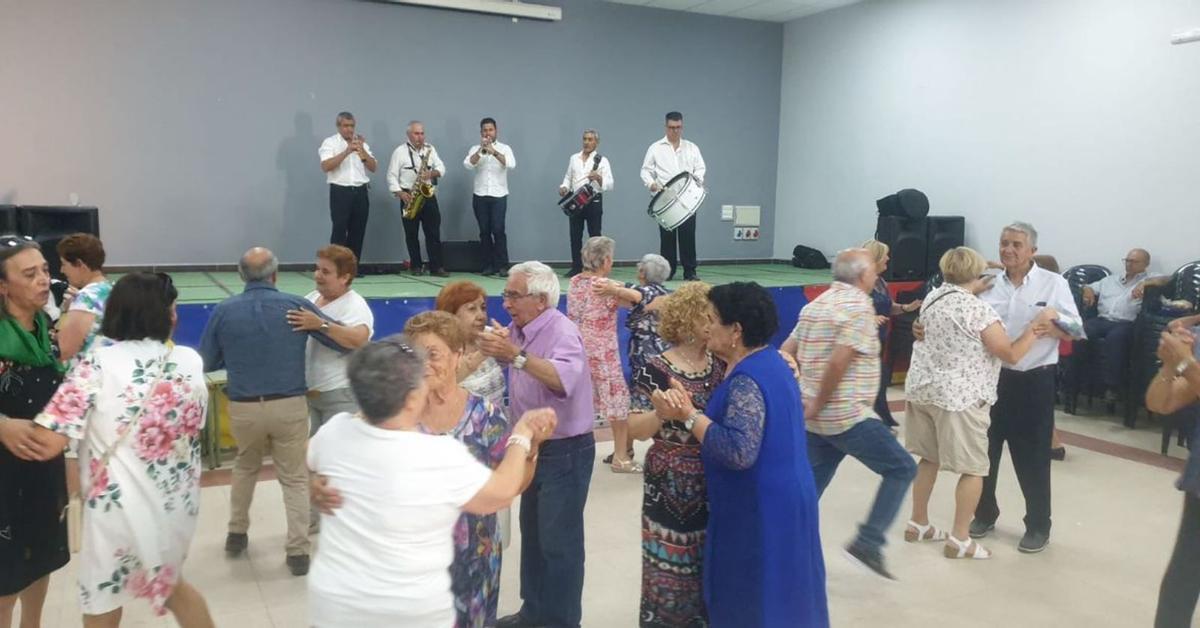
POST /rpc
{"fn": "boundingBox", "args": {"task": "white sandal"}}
[944,535,991,560]
[904,520,948,543]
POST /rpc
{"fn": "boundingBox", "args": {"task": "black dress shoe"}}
[286,554,311,576]
[496,613,541,628]
[1018,530,1049,554]
[224,532,248,557]
[431,269,450,278]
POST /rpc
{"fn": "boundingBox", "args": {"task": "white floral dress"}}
[35,339,208,616]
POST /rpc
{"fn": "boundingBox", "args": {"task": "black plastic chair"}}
[1060,265,1111,414]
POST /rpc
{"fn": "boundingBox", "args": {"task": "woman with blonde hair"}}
[861,239,922,428]
[627,281,725,626]
[905,246,1056,559]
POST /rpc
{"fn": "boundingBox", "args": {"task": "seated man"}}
[1078,248,1158,402]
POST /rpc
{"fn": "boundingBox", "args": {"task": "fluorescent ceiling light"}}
[383,0,562,21]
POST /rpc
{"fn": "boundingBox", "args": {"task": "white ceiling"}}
[602,0,864,23]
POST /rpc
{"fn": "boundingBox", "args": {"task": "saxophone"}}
[402,145,436,220]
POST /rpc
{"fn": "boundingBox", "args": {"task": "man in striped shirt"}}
[783,248,917,581]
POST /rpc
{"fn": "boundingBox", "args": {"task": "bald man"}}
[199,247,342,576]
[1078,248,1158,403]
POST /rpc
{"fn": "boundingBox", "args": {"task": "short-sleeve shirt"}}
[905,284,1004,411]
[307,413,491,627]
[791,282,880,435]
[69,280,112,359]
[305,290,375,392]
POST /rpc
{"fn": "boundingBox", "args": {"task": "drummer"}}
[559,128,614,278]
[640,111,707,281]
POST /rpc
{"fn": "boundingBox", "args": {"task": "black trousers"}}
[568,199,603,273]
[401,195,443,271]
[659,213,697,278]
[329,183,369,263]
[975,365,1056,535]
[473,194,509,272]
[1157,491,1200,627]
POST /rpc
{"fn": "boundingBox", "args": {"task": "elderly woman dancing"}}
[567,236,635,472]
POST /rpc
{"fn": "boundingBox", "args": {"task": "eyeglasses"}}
[0,234,34,248]
[501,290,534,301]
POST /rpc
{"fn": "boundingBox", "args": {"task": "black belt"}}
[229,393,303,403]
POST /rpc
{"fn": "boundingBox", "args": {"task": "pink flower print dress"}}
[36,339,208,616]
[566,274,630,422]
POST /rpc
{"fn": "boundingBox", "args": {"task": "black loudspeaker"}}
[443,241,485,272]
[876,215,928,281]
[876,189,930,220]
[14,206,101,279]
[925,216,965,274]
[0,206,17,234]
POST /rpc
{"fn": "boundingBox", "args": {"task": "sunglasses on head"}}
[0,234,34,248]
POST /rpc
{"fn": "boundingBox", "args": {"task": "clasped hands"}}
[650,379,696,422]
[476,319,519,362]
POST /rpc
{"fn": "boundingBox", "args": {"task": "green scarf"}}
[0,312,68,373]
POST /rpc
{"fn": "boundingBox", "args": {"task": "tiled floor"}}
[31,392,1194,627]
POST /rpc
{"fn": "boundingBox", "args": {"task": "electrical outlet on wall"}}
[721,205,734,221]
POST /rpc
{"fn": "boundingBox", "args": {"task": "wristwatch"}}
[684,410,701,431]
[320,321,330,332]
[513,350,528,370]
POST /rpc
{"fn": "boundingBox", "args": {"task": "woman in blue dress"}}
[652,281,828,628]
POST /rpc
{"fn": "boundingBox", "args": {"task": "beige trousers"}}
[227,396,311,556]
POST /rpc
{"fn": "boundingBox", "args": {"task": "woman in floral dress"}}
[567,236,635,472]
[404,311,512,627]
[627,282,725,627]
[31,273,215,626]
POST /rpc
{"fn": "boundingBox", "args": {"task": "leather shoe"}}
[224,532,248,557]
[496,613,541,628]
[286,554,311,576]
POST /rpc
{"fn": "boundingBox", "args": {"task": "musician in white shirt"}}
[388,121,448,278]
[969,222,1081,555]
[640,111,706,281]
[558,129,613,277]
[464,117,516,278]
[319,112,377,266]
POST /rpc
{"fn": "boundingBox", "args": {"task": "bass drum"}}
[647,172,706,231]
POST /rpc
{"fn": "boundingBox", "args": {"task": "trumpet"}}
[403,145,436,220]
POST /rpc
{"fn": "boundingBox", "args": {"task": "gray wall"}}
[1,0,782,266]
[774,0,1200,274]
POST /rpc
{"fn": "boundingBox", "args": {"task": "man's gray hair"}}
[347,334,427,425]
[1002,221,1038,248]
[509,260,560,306]
[407,120,423,131]
[832,248,873,284]
[638,253,671,285]
[581,236,615,272]
[238,248,279,282]
[336,111,355,123]
[583,128,599,141]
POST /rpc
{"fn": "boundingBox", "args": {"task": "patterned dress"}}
[567,274,630,421]
[0,314,68,597]
[70,280,113,359]
[625,283,670,382]
[35,340,208,616]
[631,352,726,628]
[422,393,511,628]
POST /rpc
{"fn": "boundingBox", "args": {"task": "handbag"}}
[64,348,174,553]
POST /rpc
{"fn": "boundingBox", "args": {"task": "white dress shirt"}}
[463,141,516,197]
[979,263,1082,371]
[639,137,706,191]
[1088,271,1153,323]
[560,151,613,194]
[387,143,446,193]
[319,134,374,187]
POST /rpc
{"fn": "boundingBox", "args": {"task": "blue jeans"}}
[518,433,595,628]
[473,194,509,272]
[808,419,916,553]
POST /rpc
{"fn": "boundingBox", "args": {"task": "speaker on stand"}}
[875,189,930,281]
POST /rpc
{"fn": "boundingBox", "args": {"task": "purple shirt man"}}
[479,260,596,628]
[508,308,594,439]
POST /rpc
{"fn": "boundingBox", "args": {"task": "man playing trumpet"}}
[319,111,377,266]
